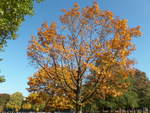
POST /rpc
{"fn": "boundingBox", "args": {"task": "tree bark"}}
[100,108,103,113]
[108,108,111,113]
[120,108,122,113]
[141,108,144,113]
[75,83,82,113]
[75,67,82,113]
[125,108,128,113]
[135,108,138,113]
[148,107,150,113]
[75,105,82,113]
[129,108,131,113]
[75,102,82,113]
[132,108,134,113]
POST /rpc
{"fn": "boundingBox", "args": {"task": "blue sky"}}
[0,0,150,96]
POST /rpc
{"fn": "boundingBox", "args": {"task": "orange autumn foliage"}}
[27,2,141,112]
[27,66,76,110]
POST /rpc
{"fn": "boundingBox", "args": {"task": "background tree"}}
[110,75,139,112]
[83,70,149,113]
[26,93,46,112]
[21,101,32,112]
[0,0,44,49]
[27,2,141,113]
[0,0,45,87]
[114,89,138,112]
[0,76,5,83]
[132,70,150,112]
[6,92,24,112]
[0,93,10,112]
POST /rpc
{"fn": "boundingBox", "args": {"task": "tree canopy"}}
[6,92,24,112]
[27,2,141,113]
[0,0,44,49]
[0,0,44,87]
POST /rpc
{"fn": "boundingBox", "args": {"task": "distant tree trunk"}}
[100,108,103,113]
[120,108,122,113]
[102,107,104,113]
[141,108,144,113]
[135,108,138,113]
[128,108,131,113]
[132,108,134,113]
[125,108,128,113]
[148,107,150,113]
[108,108,111,113]
[114,109,116,113]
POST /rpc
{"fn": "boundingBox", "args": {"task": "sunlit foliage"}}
[27,2,141,113]
[0,0,44,49]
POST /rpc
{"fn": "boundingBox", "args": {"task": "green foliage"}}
[6,92,24,112]
[110,76,139,109]
[83,69,149,112]
[83,102,99,113]
[0,0,44,49]
[0,94,10,112]
[133,70,150,108]
[0,76,5,83]
[0,0,44,91]
[0,93,10,106]
[115,90,138,108]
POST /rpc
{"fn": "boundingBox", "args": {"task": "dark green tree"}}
[132,70,150,112]
[83,71,140,113]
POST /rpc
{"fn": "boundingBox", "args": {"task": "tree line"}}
[0,69,150,112]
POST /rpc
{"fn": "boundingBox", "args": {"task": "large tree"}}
[27,2,141,113]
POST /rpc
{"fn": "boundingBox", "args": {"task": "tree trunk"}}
[126,108,128,113]
[75,68,82,113]
[120,108,122,113]
[75,87,82,113]
[75,103,82,113]
[75,106,82,113]
[132,108,134,113]
[100,108,103,113]
[135,108,138,113]
[75,88,82,113]
[129,108,130,113]
[108,108,111,113]
[148,107,150,113]
[141,108,144,113]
